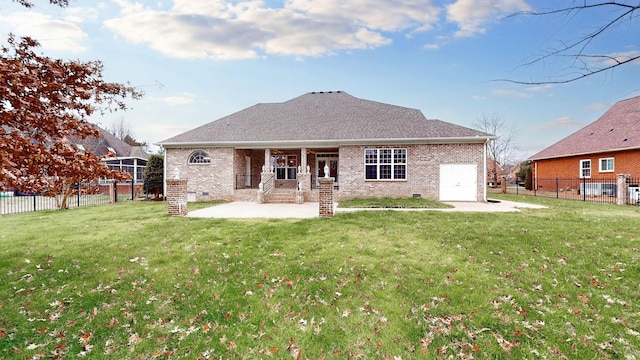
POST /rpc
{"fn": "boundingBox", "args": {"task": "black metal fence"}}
[496,177,640,205]
[0,181,111,215]
[1,171,166,215]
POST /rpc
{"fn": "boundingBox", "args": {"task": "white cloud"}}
[156,94,196,105]
[0,10,89,52]
[492,89,533,98]
[585,102,609,111]
[103,0,441,59]
[446,0,530,37]
[526,84,553,92]
[600,50,640,67]
[536,116,583,130]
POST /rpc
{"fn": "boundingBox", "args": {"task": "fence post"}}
[582,177,586,202]
[109,180,117,203]
[131,180,134,201]
[33,195,36,212]
[616,174,630,205]
[556,177,559,199]
[77,182,81,207]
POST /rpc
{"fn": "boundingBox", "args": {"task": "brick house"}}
[158,91,494,203]
[530,96,640,185]
[70,125,149,195]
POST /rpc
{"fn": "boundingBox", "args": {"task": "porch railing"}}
[261,174,274,194]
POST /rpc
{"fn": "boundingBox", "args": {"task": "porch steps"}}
[267,188,297,203]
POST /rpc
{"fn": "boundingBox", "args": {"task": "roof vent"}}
[624,138,628,142]
[610,128,614,132]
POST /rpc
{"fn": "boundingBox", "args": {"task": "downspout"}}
[533,160,538,192]
[162,147,167,199]
[483,139,488,202]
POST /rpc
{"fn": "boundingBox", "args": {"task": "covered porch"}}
[233,147,338,203]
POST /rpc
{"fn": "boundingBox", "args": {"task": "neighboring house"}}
[158,91,495,203]
[70,125,149,184]
[530,96,640,184]
[486,158,504,186]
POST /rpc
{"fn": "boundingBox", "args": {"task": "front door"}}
[317,156,338,187]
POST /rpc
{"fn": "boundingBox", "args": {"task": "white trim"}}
[598,157,614,172]
[483,139,488,201]
[364,148,407,181]
[157,136,496,149]
[316,154,339,187]
[579,159,592,178]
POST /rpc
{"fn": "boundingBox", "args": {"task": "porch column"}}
[264,148,271,172]
[300,147,307,172]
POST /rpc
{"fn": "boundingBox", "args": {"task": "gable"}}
[530,96,640,160]
[159,91,492,147]
[69,125,149,160]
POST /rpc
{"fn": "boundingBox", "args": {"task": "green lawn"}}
[1,195,639,359]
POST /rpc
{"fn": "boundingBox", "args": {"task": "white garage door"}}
[439,164,478,201]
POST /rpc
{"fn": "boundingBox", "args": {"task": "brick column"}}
[108,180,116,203]
[617,174,630,205]
[167,179,188,216]
[297,172,311,202]
[318,177,334,218]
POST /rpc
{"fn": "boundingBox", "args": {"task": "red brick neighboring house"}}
[530,96,640,186]
[159,91,495,203]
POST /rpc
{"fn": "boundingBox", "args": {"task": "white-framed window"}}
[274,155,297,180]
[188,150,211,164]
[599,157,614,172]
[580,159,591,178]
[364,148,407,180]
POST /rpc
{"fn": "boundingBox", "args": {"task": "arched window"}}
[188,150,211,164]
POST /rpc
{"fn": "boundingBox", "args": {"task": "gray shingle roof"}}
[70,125,149,160]
[530,96,640,160]
[159,91,492,147]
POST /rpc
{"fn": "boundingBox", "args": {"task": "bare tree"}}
[474,114,520,187]
[504,2,640,84]
[12,0,69,7]
[108,118,134,142]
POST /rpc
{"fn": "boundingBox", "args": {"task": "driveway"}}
[186,199,547,219]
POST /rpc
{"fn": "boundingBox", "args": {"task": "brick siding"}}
[534,149,640,180]
[337,143,485,201]
[166,142,486,202]
[166,147,235,201]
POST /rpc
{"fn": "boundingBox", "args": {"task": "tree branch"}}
[503,2,640,84]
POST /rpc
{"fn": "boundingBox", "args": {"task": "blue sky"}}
[2,0,639,159]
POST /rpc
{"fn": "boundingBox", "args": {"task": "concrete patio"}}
[186,199,547,219]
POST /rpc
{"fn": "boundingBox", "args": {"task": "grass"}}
[338,197,454,209]
[1,195,639,359]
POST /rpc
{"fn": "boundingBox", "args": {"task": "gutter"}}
[157,136,497,149]
[529,145,640,161]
